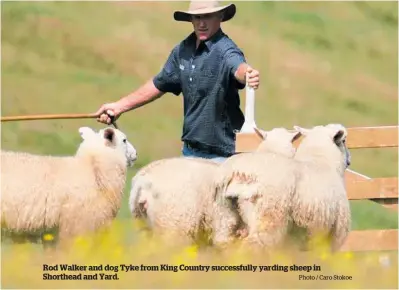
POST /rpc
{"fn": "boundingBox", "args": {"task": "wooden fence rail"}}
[235,125,398,252]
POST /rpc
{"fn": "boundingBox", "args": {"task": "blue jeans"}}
[182,143,227,163]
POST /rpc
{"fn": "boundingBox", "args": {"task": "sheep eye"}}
[123,139,127,143]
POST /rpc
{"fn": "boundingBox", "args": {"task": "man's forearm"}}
[117,79,165,113]
[234,62,250,84]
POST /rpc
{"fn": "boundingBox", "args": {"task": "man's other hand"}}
[246,66,260,90]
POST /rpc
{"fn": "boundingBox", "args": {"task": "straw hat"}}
[173,1,236,22]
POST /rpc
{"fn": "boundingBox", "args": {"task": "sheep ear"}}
[293,125,310,135]
[103,128,115,143]
[291,131,302,143]
[79,127,95,140]
[333,129,345,145]
[254,127,267,140]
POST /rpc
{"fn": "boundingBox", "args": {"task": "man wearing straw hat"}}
[96,1,260,162]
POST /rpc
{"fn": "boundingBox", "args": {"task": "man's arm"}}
[226,47,259,89]
[234,62,250,85]
[225,48,247,90]
[225,48,260,90]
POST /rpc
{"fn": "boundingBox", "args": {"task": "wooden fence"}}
[235,125,398,252]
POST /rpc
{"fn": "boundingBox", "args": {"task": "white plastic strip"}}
[239,69,257,133]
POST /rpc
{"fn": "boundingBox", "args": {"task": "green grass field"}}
[1,1,398,288]
[2,0,397,228]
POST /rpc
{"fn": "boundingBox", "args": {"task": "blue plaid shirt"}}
[153,29,246,156]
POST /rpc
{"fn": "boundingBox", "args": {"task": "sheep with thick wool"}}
[212,127,302,249]
[1,126,137,244]
[290,123,351,252]
[128,156,244,246]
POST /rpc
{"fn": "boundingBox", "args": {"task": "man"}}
[95,1,260,162]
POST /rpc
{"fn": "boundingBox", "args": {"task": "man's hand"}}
[246,66,260,89]
[95,102,125,125]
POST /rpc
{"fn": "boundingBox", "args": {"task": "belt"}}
[185,141,231,157]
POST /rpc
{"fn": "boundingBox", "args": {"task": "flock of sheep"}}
[0,122,352,253]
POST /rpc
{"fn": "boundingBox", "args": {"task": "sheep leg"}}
[330,203,351,252]
[236,198,259,246]
[236,228,249,238]
[7,231,41,244]
[10,233,29,244]
[241,192,291,250]
[131,193,148,219]
[302,224,337,253]
[303,205,347,252]
[291,201,326,251]
[137,200,148,216]
[57,221,87,247]
[56,209,112,249]
[244,215,289,250]
[211,174,246,246]
[130,194,152,233]
[212,197,242,247]
[130,177,154,219]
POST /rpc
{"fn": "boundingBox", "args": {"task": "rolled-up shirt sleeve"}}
[225,47,247,90]
[153,45,182,96]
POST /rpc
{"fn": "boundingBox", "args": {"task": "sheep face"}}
[79,126,138,167]
[254,127,302,157]
[293,124,351,171]
[325,123,351,168]
[100,127,138,167]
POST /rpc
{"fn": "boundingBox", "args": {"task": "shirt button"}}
[189,77,192,81]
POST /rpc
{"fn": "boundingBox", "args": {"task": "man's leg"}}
[210,156,227,163]
[182,143,227,163]
[182,143,210,159]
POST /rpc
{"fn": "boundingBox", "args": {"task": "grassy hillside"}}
[1,1,398,230]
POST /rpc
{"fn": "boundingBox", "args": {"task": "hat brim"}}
[173,3,236,22]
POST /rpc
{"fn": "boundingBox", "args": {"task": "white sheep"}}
[212,127,302,249]
[1,126,137,245]
[128,156,244,247]
[290,123,351,252]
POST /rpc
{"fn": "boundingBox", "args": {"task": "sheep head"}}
[254,126,302,158]
[325,123,351,169]
[100,127,138,167]
[78,126,138,167]
[293,124,351,174]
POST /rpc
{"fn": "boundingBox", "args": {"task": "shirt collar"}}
[187,28,224,52]
[204,28,224,50]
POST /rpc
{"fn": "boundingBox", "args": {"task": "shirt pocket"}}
[196,64,219,97]
[201,67,216,79]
